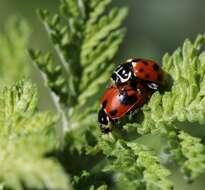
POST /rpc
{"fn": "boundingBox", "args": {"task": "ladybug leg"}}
[110,119,117,127]
[128,108,140,120]
[110,119,123,131]
[99,124,111,134]
[98,107,111,133]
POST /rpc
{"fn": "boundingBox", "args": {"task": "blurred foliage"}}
[0,16,71,190]
[0,80,71,190]
[0,17,30,86]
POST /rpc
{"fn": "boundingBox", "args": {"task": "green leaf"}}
[127,34,205,181]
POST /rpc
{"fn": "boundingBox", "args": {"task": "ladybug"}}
[111,58,164,90]
[98,82,152,133]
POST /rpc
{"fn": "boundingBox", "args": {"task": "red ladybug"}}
[98,83,152,133]
[111,58,164,90]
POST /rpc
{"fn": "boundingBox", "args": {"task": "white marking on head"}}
[132,62,138,67]
[114,70,132,83]
[125,59,133,63]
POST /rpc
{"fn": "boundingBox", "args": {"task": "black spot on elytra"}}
[157,74,163,82]
[102,100,107,108]
[119,91,137,105]
[153,64,159,72]
[142,61,148,66]
[145,74,150,79]
[110,109,118,116]
[139,68,144,72]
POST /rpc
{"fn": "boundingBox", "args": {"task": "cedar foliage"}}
[29,0,205,189]
[0,18,71,190]
[0,0,205,190]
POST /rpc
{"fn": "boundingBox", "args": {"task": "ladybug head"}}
[98,108,111,133]
[111,63,133,84]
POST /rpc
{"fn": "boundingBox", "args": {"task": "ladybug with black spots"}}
[111,58,164,90]
[98,82,152,133]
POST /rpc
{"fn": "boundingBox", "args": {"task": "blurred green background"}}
[1,0,205,189]
[2,0,205,60]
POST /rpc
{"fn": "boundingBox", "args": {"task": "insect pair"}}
[98,58,164,133]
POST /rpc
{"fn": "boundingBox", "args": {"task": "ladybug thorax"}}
[131,61,138,68]
[111,63,132,84]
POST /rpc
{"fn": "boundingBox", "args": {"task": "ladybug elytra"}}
[111,58,164,90]
[98,83,152,133]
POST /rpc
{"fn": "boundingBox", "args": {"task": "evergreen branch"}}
[0,80,71,190]
[178,131,205,181]
[145,34,205,130]
[28,49,69,129]
[165,127,205,182]
[37,10,71,76]
[81,7,128,66]
[0,80,38,125]
[37,8,83,99]
[89,184,108,190]
[86,0,111,26]
[99,137,173,190]
[28,0,205,189]
[79,28,126,91]
[126,34,205,135]
[123,34,205,181]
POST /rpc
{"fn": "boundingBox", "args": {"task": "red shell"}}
[125,59,164,85]
[100,83,150,120]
